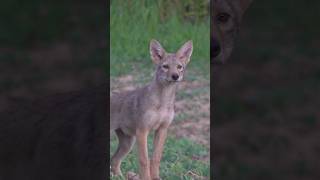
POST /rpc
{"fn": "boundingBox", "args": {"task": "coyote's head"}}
[150,39,193,83]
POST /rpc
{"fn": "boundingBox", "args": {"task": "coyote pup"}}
[110,40,193,180]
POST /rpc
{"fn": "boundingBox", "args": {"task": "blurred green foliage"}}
[0,0,104,48]
[110,0,210,77]
[111,0,209,22]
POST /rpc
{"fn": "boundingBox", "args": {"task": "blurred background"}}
[0,0,107,111]
[110,0,210,179]
[213,1,320,179]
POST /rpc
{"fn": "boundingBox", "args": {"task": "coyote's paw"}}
[126,171,140,180]
[110,166,123,178]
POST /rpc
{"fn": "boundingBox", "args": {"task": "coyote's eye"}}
[177,65,183,70]
[217,13,230,23]
[162,64,169,69]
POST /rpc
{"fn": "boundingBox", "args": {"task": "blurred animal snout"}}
[211,38,221,59]
[171,74,179,81]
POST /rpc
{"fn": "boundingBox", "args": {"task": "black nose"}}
[211,38,221,59]
[172,74,179,81]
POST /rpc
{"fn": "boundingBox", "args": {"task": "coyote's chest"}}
[143,106,175,130]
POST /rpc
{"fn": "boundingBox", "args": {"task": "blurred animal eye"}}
[162,64,169,69]
[177,65,183,70]
[217,13,230,23]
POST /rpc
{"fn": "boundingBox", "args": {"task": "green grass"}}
[110,0,210,78]
[110,133,209,180]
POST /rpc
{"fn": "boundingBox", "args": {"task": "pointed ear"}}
[150,39,166,64]
[176,40,193,65]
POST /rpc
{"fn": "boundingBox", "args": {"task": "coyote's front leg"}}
[150,124,169,180]
[136,128,151,180]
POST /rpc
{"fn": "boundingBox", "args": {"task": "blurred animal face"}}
[150,40,193,83]
[212,0,252,64]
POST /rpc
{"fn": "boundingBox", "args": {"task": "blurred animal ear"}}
[150,39,166,64]
[176,40,193,65]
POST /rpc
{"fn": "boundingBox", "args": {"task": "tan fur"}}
[110,40,193,180]
[212,0,253,63]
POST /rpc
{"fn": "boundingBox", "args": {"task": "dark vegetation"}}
[213,1,320,179]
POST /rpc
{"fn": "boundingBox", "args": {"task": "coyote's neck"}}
[146,77,177,107]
